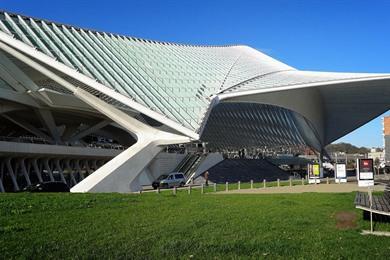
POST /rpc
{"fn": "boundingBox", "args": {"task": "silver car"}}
[153,172,186,189]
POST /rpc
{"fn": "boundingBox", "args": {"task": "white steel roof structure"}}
[0,11,388,192]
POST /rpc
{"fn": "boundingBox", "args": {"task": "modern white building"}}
[0,11,388,192]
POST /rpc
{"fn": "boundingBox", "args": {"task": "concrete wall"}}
[191,152,224,180]
[138,152,187,186]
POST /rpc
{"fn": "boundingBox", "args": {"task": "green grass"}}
[1,192,390,259]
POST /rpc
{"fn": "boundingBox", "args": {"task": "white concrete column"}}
[84,160,93,176]
[43,158,55,182]
[55,159,67,184]
[0,161,5,192]
[92,160,98,171]
[74,160,84,181]
[19,158,31,186]
[65,160,77,186]
[32,158,43,183]
[5,158,19,191]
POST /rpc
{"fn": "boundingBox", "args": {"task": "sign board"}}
[335,163,347,183]
[313,164,320,176]
[356,158,374,187]
[308,163,320,184]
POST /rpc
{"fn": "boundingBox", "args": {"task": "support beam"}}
[0,64,26,92]
[0,102,25,114]
[1,113,53,141]
[36,109,62,143]
[0,51,39,91]
[67,120,110,143]
[0,88,39,107]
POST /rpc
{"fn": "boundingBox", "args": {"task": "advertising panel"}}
[308,163,320,184]
[335,163,347,183]
[313,164,320,176]
[359,159,374,180]
[357,158,374,187]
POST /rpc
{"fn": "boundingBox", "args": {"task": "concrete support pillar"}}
[75,160,84,180]
[55,159,67,184]
[65,160,77,186]
[43,158,55,182]
[32,158,43,183]
[0,161,5,192]
[0,177,4,192]
[92,160,98,171]
[19,158,31,186]
[84,160,93,176]
[71,139,164,193]
[26,159,32,177]
[6,158,19,191]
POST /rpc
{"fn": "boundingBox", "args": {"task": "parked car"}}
[23,181,70,192]
[152,172,186,189]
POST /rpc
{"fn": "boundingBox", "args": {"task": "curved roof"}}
[0,10,388,151]
[0,11,293,132]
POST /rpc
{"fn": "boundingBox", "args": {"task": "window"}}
[175,174,184,179]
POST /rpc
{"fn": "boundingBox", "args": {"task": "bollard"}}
[226,182,229,191]
[326,177,329,184]
[301,178,304,186]
[277,179,280,187]
[238,181,241,190]
[263,179,266,188]
[188,185,191,194]
[214,183,217,192]
[157,187,160,194]
[250,180,253,189]
[173,186,177,195]
[201,184,204,194]
[289,177,292,187]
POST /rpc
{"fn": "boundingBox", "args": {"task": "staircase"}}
[174,153,207,182]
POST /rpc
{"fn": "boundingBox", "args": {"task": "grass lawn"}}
[1,191,390,259]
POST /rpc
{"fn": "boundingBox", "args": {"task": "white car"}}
[152,172,186,189]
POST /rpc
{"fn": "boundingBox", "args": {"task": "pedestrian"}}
[204,170,209,186]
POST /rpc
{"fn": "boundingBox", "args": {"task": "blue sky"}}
[2,0,389,147]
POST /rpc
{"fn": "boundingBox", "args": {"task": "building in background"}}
[368,148,384,163]
[384,116,390,165]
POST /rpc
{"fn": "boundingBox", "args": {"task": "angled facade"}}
[0,11,388,192]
